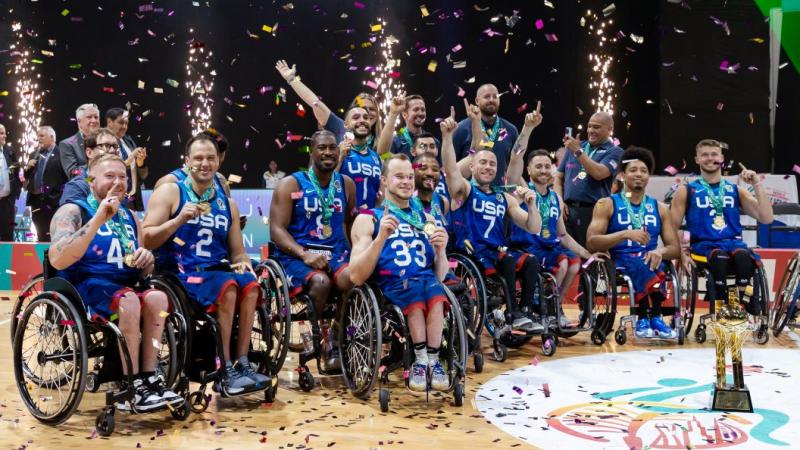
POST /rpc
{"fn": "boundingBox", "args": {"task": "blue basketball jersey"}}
[340,147,381,209]
[452,185,508,253]
[510,186,560,248]
[369,207,437,288]
[607,193,661,256]
[287,171,350,250]
[161,181,233,272]
[58,199,140,282]
[685,179,742,242]
[435,179,450,201]
[415,193,450,231]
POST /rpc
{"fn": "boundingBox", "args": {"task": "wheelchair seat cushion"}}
[74,276,154,321]
[380,275,447,315]
[177,270,260,311]
[614,254,666,301]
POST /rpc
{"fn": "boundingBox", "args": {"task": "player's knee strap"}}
[731,249,755,285]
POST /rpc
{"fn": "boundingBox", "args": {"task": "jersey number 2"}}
[196,229,213,257]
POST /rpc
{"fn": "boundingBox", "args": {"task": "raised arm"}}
[275,60,332,127]
[441,107,470,203]
[376,95,405,155]
[348,212,397,286]
[738,164,773,224]
[463,98,483,155]
[505,189,541,234]
[505,105,543,185]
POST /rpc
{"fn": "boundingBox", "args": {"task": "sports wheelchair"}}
[679,252,771,344]
[149,264,281,412]
[338,282,467,412]
[771,251,800,338]
[12,253,190,436]
[589,258,686,346]
[262,243,345,392]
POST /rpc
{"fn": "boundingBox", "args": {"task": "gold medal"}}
[542,228,551,239]
[124,254,136,268]
[321,224,333,238]
[713,215,726,229]
[423,221,437,237]
[577,171,587,180]
[196,202,211,215]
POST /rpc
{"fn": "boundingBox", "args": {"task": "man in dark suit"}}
[106,107,148,210]
[0,123,23,241]
[59,103,100,179]
[23,126,66,242]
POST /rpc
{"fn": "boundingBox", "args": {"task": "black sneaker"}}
[147,373,184,406]
[132,377,166,412]
[236,356,271,387]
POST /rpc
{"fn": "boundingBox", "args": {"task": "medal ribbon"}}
[480,117,502,143]
[86,194,135,253]
[307,169,336,224]
[182,176,215,204]
[533,184,553,228]
[351,142,369,154]
[698,179,726,219]
[400,128,415,149]
[578,142,600,175]
[620,192,647,229]
[384,198,425,231]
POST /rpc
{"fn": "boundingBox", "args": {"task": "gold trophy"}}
[710,287,753,412]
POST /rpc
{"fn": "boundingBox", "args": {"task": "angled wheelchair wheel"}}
[149,276,190,390]
[587,259,617,338]
[339,286,382,399]
[448,253,488,350]
[14,292,88,425]
[442,288,468,391]
[772,255,800,337]
[11,273,45,342]
[681,265,700,335]
[576,270,594,328]
[256,259,292,375]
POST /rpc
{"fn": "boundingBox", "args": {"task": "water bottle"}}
[300,321,314,355]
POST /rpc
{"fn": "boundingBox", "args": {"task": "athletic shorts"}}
[475,248,536,275]
[177,270,260,312]
[691,239,761,262]
[519,242,579,272]
[273,249,350,297]
[74,277,156,321]
[614,254,666,301]
[380,275,447,315]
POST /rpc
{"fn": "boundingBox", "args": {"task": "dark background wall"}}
[1,1,795,188]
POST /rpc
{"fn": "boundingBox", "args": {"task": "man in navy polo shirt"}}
[554,112,623,247]
[453,84,519,186]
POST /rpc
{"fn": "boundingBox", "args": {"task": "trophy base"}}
[710,383,753,413]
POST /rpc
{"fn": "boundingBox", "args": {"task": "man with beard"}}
[554,112,624,247]
[350,154,451,392]
[270,130,356,371]
[670,139,772,313]
[143,134,269,393]
[336,106,382,210]
[442,107,543,332]
[60,103,101,178]
[586,147,681,338]
[412,153,450,231]
[453,84,519,186]
[49,154,182,410]
[377,95,440,158]
[275,60,383,147]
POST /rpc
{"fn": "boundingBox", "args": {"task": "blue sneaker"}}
[635,318,654,338]
[650,316,677,338]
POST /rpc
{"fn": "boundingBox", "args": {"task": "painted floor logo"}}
[476,349,797,449]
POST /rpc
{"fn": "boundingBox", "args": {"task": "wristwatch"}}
[574,148,584,158]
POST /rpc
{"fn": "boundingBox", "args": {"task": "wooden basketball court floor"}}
[0,291,796,450]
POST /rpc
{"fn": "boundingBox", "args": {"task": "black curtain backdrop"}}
[0,0,660,187]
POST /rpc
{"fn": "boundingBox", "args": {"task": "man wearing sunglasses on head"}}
[60,128,121,206]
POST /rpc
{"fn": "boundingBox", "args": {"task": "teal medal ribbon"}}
[400,128,415,149]
[182,176,215,214]
[480,117,502,143]
[384,198,425,231]
[620,192,647,229]
[307,169,336,225]
[86,194,135,256]
[698,179,727,229]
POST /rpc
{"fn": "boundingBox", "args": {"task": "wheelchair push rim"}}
[339,286,382,399]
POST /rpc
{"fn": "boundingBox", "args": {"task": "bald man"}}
[554,112,623,247]
[453,84,520,185]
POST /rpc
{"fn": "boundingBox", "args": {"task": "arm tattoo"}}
[511,131,529,155]
[51,206,90,254]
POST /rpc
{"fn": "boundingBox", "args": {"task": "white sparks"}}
[364,18,405,119]
[184,29,215,135]
[11,22,44,165]
[585,12,616,117]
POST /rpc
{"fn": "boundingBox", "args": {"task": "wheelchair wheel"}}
[448,253,488,352]
[95,408,115,436]
[149,276,189,390]
[588,260,616,338]
[13,292,88,425]
[682,265,701,335]
[484,276,533,349]
[11,273,45,342]
[256,260,292,374]
[339,286,382,399]
[442,288,468,390]
[576,270,594,328]
[771,255,800,337]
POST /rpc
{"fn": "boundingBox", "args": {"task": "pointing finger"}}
[738,162,748,172]
[450,106,456,119]
[535,100,541,114]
